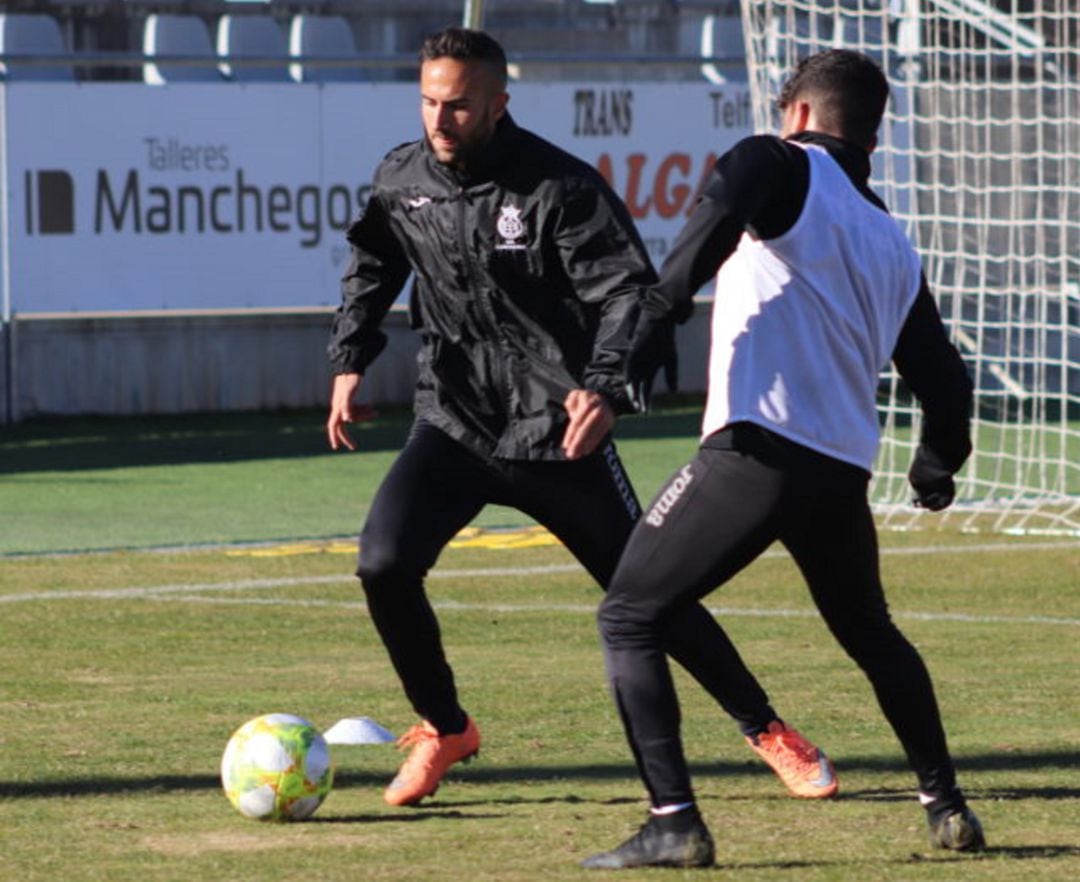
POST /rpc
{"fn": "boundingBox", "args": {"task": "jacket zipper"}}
[457,186,516,430]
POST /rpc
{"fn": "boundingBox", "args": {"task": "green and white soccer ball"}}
[221,713,334,821]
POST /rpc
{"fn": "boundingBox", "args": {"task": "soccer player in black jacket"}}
[326,28,834,808]
[584,50,984,869]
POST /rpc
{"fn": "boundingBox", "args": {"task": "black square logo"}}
[28,170,75,234]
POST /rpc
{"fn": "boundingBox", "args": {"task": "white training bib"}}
[702,143,922,470]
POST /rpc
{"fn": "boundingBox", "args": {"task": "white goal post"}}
[740,0,1080,535]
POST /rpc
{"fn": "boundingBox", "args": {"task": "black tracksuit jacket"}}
[327,114,655,460]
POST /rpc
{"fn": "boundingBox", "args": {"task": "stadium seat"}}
[216,15,290,82]
[288,14,364,83]
[45,0,121,8]
[693,14,745,84]
[120,0,194,9]
[143,14,222,85]
[0,13,73,81]
[220,0,324,8]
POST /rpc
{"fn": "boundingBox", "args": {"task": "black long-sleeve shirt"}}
[659,131,972,472]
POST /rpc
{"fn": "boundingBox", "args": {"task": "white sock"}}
[651,802,694,816]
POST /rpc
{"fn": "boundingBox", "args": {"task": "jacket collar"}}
[788,131,872,187]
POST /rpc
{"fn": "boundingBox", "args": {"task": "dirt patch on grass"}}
[143,831,370,856]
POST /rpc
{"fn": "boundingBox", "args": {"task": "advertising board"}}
[1,81,753,313]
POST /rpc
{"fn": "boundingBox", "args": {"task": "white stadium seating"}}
[0,13,72,81]
[143,13,222,84]
[216,14,290,82]
[288,14,364,83]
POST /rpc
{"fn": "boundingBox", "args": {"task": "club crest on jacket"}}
[495,205,527,251]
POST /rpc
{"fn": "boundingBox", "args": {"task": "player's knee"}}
[597,589,659,647]
[356,535,418,594]
[832,614,913,667]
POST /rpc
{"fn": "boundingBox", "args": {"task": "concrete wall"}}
[2,302,712,421]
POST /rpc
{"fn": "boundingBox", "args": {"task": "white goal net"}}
[740,0,1080,535]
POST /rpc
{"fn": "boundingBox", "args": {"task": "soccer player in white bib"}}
[584,50,982,869]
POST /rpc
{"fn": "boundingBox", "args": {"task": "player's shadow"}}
[0,769,384,799]
[842,784,1079,803]
[3,747,1076,802]
[1,397,706,475]
[311,809,508,824]
[0,408,413,474]
[425,793,643,810]
[440,746,1078,778]
[0,773,223,798]
[978,845,1080,860]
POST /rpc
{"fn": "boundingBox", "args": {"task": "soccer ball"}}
[220,713,334,821]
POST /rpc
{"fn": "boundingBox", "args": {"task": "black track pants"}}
[356,420,777,735]
[598,424,958,806]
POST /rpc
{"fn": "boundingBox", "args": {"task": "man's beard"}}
[428,115,495,170]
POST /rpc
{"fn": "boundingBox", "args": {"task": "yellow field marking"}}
[224,526,559,558]
[227,541,355,558]
[448,525,559,550]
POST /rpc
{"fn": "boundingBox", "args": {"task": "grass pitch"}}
[1,407,1078,881]
[0,405,704,556]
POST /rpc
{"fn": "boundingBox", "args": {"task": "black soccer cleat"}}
[929,806,986,852]
[582,808,715,870]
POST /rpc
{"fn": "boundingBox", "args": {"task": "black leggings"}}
[356,420,778,735]
[599,424,958,806]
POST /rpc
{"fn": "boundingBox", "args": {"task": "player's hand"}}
[562,389,615,460]
[626,313,678,413]
[327,373,362,451]
[908,444,958,511]
[912,477,956,511]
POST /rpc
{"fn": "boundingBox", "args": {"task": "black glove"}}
[908,444,958,511]
[626,313,678,413]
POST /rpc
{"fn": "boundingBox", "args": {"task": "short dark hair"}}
[419,27,508,89]
[776,49,889,148]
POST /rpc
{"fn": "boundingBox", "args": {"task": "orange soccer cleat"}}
[383,717,481,806]
[746,720,838,799]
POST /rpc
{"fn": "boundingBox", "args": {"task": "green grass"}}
[1,538,1077,881]
[1,405,1078,881]
[4,402,1077,557]
[0,404,703,556]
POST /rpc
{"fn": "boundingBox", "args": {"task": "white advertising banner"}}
[1,81,752,314]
